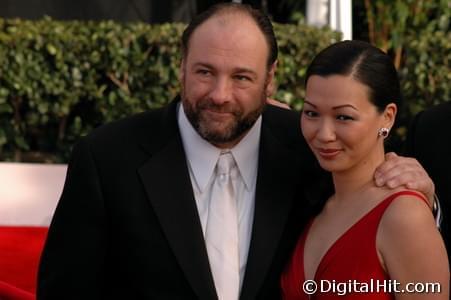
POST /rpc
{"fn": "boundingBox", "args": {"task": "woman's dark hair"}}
[304,40,402,213]
[305,40,401,112]
[181,3,278,68]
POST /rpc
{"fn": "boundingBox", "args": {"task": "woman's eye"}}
[303,110,318,117]
[336,115,353,121]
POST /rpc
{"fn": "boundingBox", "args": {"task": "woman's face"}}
[301,74,394,173]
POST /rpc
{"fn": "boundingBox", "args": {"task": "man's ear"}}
[383,103,397,129]
[179,59,186,83]
[265,60,278,96]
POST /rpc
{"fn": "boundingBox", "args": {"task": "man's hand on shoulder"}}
[374,152,435,206]
[266,98,291,110]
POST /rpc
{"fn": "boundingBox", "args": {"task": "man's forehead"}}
[211,10,252,26]
[189,15,267,53]
[193,13,263,42]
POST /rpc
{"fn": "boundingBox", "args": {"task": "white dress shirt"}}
[177,103,261,289]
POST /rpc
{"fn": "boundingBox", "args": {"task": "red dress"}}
[281,191,428,299]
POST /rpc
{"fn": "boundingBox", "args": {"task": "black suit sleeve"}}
[38,138,107,299]
[404,110,424,156]
[404,105,450,265]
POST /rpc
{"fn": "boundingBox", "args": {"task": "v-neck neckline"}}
[302,192,401,281]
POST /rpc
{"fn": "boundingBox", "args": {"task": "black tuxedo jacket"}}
[405,102,450,259]
[38,100,319,299]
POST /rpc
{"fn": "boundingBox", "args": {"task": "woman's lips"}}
[317,148,342,159]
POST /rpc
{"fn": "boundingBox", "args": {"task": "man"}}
[38,3,435,299]
[405,102,450,262]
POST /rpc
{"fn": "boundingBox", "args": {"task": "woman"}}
[281,40,449,299]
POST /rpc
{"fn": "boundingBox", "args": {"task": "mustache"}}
[197,99,241,115]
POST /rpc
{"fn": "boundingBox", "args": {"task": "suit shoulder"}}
[81,105,170,152]
[92,109,162,138]
[416,102,451,127]
[407,102,451,148]
[261,105,313,162]
[262,105,301,138]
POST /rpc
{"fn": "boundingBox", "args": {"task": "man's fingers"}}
[375,156,430,190]
[375,163,409,186]
[385,152,398,160]
[385,171,419,189]
[266,98,291,109]
[380,167,426,186]
[376,156,435,202]
[376,155,418,179]
[376,153,400,175]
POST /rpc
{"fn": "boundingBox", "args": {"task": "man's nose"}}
[209,77,232,104]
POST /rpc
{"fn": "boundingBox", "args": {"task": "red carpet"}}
[0,226,48,295]
[0,280,34,300]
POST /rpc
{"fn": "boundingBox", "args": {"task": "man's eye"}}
[303,110,318,117]
[336,115,354,121]
[235,75,250,81]
[197,69,211,76]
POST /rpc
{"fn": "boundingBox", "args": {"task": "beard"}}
[182,90,266,146]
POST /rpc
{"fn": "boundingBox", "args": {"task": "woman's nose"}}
[316,119,336,142]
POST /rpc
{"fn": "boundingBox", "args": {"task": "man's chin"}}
[198,124,235,142]
[198,111,236,131]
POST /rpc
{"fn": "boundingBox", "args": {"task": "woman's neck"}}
[332,148,386,202]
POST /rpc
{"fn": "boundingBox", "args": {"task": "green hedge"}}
[0,18,340,162]
[0,17,448,162]
[398,13,450,126]
[0,18,186,162]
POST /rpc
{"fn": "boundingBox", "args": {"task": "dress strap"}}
[386,190,430,207]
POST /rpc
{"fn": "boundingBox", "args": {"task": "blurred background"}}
[0,1,448,297]
[0,0,448,162]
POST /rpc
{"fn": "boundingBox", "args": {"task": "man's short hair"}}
[181,3,278,68]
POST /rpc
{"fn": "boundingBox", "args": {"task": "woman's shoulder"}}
[379,189,432,230]
[376,190,449,298]
[376,189,441,263]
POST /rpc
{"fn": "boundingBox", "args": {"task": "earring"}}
[378,127,390,138]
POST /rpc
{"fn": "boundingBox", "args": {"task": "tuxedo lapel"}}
[137,101,217,300]
[240,122,302,299]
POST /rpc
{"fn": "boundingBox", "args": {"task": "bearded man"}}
[38,3,435,300]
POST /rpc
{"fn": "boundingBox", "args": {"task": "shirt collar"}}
[178,102,261,192]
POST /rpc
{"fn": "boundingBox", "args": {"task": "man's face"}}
[180,15,276,148]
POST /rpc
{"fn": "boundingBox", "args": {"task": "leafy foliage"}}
[0,18,184,161]
[0,18,339,162]
[274,23,341,110]
[0,15,448,162]
[363,0,450,140]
